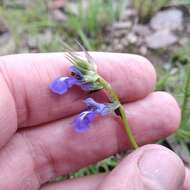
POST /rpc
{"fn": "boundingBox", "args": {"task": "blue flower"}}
[73,98,119,132]
[83,98,111,116]
[69,66,103,92]
[69,66,83,80]
[49,77,77,95]
[74,110,97,132]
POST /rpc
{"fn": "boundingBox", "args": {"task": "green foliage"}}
[172,44,190,133]
[68,156,118,178]
[155,65,171,91]
[157,58,190,138]
[171,0,190,6]
[173,43,190,64]
[0,0,125,52]
[132,0,171,23]
[0,0,57,52]
[64,0,125,50]
[180,66,190,129]
[1,1,52,33]
[174,67,190,166]
[156,45,190,166]
[132,0,190,23]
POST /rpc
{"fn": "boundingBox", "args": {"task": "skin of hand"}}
[0,52,189,190]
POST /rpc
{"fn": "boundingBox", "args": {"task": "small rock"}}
[52,9,67,22]
[0,33,15,55]
[112,38,120,47]
[3,0,30,7]
[114,43,124,51]
[66,1,88,15]
[186,24,190,34]
[139,46,147,55]
[112,22,132,30]
[66,2,78,15]
[146,30,178,49]
[28,36,37,48]
[179,37,189,46]
[0,17,9,33]
[49,0,65,9]
[121,36,129,47]
[133,24,151,36]
[136,37,144,46]
[28,30,52,48]
[38,30,52,45]
[0,32,9,46]
[121,9,137,21]
[111,38,124,51]
[112,29,127,38]
[150,9,183,31]
[0,18,15,55]
[127,32,138,44]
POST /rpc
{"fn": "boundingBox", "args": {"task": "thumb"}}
[98,144,185,190]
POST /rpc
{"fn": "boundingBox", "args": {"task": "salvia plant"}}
[177,65,190,138]
[49,44,138,149]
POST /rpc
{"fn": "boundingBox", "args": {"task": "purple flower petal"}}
[73,98,119,133]
[83,98,100,107]
[74,110,96,132]
[69,66,83,80]
[66,77,78,88]
[49,77,77,95]
[83,98,109,116]
[78,82,94,91]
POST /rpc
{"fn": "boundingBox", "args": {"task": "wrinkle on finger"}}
[0,71,17,148]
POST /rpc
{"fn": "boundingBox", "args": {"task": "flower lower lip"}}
[74,110,97,132]
[49,77,77,95]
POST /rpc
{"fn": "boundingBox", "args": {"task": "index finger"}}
[0,52,156,128]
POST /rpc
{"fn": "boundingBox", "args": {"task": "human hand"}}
[0,53,189,190]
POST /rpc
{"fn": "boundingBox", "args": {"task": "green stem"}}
[98,77,138,149]
[180,66,190,128]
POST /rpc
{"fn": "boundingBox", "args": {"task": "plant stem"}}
[180,66,190,128]
[98,77,138,149]
[176,128,190,139]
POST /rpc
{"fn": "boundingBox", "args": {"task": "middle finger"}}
[0,92,179,189]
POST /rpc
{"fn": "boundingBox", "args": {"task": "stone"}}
[127,32,138,44]
[150,9,183,31]
[3,0,30,7]
[112,29,127,38]
[121,36,129,47]
[0,32,15,55]
[186,24,190,34]
[121,9,137,21]
[66,1,88,15]
[52,9,67,22]
[28,30,52,48]
[139,46,147,55]
[146,30,178,49]
[179,37,189,46]
[49,0,65,9]
[27,36,37,48]
[133,24,151,36]
[112,21,132,30]
[0,18,8,33]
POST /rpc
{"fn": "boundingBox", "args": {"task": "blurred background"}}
[0,0,190,179]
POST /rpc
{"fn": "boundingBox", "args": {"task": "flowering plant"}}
[49,45,138,149]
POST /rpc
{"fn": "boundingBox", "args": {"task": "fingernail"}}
[138,149,184,190]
